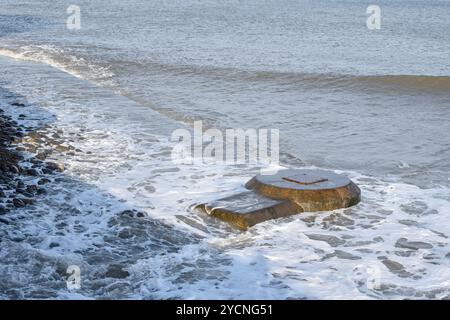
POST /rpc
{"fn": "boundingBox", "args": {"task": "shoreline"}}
[0,102,65,216]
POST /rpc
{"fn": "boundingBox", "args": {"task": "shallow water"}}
[0,0,449,299]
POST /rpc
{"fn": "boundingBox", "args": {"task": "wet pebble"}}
[37,178,51,185]
[45,161,65,172]
[381,259,411,278]
[41,168,53,174]
[21,198,35,205]
[118,228,133,239]
[104,264,130,279]
[10,165,19,174]
[120,209,146,218]
[11,102,26,107]
[17,190,34,198]
[49,242,60,249]
[26,185,38,194]
[27,169,39,177]
[36,153,47,160]
[305,234,346,247]
[395,237,433,250]
[12,198,26,208]
[333,250,361,260]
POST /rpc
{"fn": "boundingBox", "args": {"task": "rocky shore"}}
[0,103,66,216]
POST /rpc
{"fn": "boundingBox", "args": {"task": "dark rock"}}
[381,259,412,278]
[36,188,47,195]
[55,145,70,153]
[11,235,25,242]
[10,165,19,174]
[49,242,60,248]
[16,190,33,198]
[45,162,65,172]
[395,237,433,250]
[306,234,346,247]
[12,198,25,208]
[41,168,53,174]
[0,108,57,212]
[0,205,7,215]
[118,228,132,239]
[56,222,67,229]
[30,159,43,165]
[26,185,38,194]
[384,259,403,271]
[37,178,51,185]
[23,144,37,153]
[26,169,39,176]
[120,209,146,218]
[21,198,35,205]
[120,210,135,217]
[105,264,130,279]
[36,153,47,160]
[333,250,361,260]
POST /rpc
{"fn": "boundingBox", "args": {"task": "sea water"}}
[0,0,449,299]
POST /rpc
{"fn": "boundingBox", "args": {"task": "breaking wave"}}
[0,45,114,83]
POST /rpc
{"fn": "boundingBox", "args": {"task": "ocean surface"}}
[0,0,449,299]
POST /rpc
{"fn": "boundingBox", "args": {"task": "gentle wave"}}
[2,44,450,96]
[108,57,450,92]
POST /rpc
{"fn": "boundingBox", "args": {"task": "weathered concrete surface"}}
[195,191,302,230]
[196,169,361,230]
[246,169,361,212]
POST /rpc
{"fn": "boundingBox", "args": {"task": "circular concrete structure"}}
[245,169,361,212]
